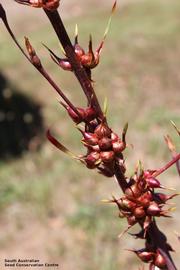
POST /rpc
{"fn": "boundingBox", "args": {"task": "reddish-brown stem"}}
[41,15,178,270]
[0,4,29,61]
[146,221,177,270]
[152,153,180,178]
[169,150,180,177]
[159,248,177,270]
[43,9,104,120]
[0,4,81,118]
[38,67,82,117]
[114,161,177,269]
[170,151,180,177]
[176,159,180,177]
[1,3,179,269]
[114,164,129,192]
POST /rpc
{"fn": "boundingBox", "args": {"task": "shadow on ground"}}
[0,72,44,159]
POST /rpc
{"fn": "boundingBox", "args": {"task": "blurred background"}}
[0,0,180,269]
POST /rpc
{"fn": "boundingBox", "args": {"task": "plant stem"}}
[159,248,177,270]
[152,154,180,178]
[39,67,82,117]
[147,221,177,270]
[114,164,128,192]
[0,5,81,117]
[43,9,104,119]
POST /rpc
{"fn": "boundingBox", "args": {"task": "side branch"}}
[152,154,180,178]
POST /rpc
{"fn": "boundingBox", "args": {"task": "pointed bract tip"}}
[96,0,116,55]
[118,225,132,239]
[123,122,129,133]
[122,122,128,143]
[88,34,93,52]
[170,120,180,136]
[164,135,176,152]
[42,43,59,59]
[160,185,176,191]
[58,43,66,56]
[103,97,108,116]
[168,207,176,212]
[138,160,144,175]
[24,36,33,54]
[75,24,78,43]
[112,1,117,13]
[101,199,111,203]
[25,37,42,67]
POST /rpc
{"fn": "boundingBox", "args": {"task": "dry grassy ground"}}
[0,0,180,269]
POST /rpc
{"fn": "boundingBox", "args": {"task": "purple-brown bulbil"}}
[66,106,82,123]
[146,202,161,216]
[25,37,42,68]
[84,107,97,121]
[112,140,126,153]
[137,192,152,207]
[95,122,112,138]
[85,152,100,169]
[127,215,137,226]
[87,144,100,152]
[133,206,146,219]
[134,249,155,263]
[100,151,115,163]
[111,132,119,142]
[118,197,136,211]
[98,137,112,151]
[146,177,161,188]
[154,193,178,203]
[125,183,142,199]
[80,36,100,69]
[154,252,167,268]
[81,131,99,146]
[59,60,72,71]
[74,44,85,60]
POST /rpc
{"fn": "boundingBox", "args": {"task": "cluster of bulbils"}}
[13,0,118,75]
[42,2,116,73]
[12,0,121,176]
[62,103,127,178]
[110,169,177,269]
[45,32,102,72]
[82,121,126,176]
[15,1,104,71]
